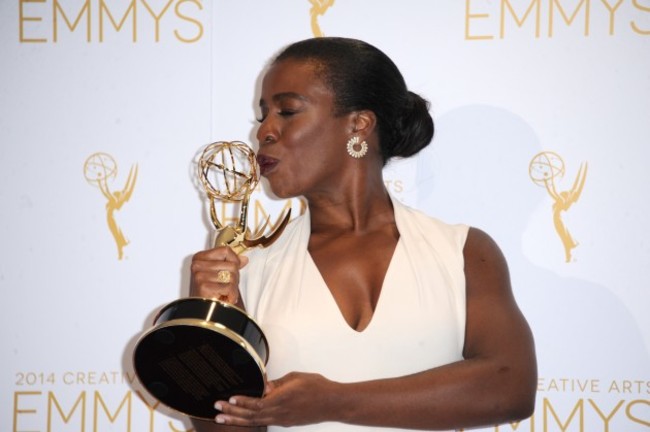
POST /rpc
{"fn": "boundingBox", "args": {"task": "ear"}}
[349,110,377,140]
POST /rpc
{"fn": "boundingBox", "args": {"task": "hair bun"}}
[388,91,434,159]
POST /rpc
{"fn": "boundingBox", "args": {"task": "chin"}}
[263,181,295,200]
[269,189,297,200]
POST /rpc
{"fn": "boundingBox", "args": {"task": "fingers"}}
[214,397,268,427]
[264,379,277,395]
[192,244,241,263]
[190,247,246,303]
[212,375,306,427]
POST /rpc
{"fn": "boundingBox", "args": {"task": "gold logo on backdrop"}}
[464,0,650,39]
[19,0,204,43]
[308,0,335,37]
[84,153,138,260]
[529,151,588,263]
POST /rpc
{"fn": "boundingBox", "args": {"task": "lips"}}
[256,154,279,176]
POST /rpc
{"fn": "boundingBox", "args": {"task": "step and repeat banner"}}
[2,1,649,431]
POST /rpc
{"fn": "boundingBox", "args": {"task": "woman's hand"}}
[213,372,339,428]
[190,246,249,306]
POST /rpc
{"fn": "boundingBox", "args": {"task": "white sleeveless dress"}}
[240,197,469,432]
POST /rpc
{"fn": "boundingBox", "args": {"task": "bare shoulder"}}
[463,227,507,266]
[463,227,512,298]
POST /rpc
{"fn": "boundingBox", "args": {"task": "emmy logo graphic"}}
[308,0,335,37]
[84,153,138,260]
[529,151,588,263]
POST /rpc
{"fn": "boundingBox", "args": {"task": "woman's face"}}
[255,59,354,199]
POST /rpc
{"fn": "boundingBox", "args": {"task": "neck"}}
[305,176,394,235]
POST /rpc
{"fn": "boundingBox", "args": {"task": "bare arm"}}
[214,227,537,430]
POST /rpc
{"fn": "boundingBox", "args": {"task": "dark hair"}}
[273,37,434,165]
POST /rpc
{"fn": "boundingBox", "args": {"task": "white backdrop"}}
[2,1,649,431]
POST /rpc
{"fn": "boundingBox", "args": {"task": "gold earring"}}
[346,136,368,158]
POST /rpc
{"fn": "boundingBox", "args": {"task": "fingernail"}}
[215,415,225,424]
[229,397,237,405]
[214,402,222,411]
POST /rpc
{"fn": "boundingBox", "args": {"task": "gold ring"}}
[216,270,231,284]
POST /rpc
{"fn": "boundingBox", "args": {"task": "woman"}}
[189,37,537,431]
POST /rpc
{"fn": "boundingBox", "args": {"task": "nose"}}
[256,119,278,146]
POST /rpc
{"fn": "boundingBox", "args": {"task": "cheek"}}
[285,120,342,157]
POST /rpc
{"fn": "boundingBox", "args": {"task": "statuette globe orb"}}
[198,141,260,202]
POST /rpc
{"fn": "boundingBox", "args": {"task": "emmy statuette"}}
[132,142,290,420]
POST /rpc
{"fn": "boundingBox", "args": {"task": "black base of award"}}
[132,298,269,420]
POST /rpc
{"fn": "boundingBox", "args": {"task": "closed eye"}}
[257,109,298,123]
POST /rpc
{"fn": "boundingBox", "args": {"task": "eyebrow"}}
[259,92,309,107]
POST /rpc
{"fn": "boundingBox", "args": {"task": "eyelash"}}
[256,110,296,123]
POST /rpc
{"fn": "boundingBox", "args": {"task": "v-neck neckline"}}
[305,237,402,333]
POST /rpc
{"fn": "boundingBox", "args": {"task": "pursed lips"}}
[256,154,279,176]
